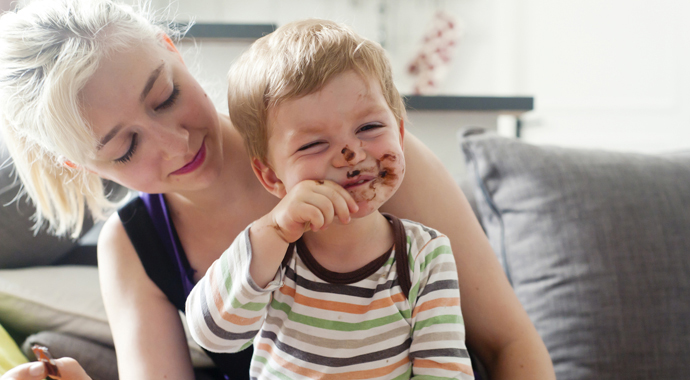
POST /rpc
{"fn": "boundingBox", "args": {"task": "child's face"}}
[264,70,405,219]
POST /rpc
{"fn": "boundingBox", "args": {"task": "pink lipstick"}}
[171,141,206,176]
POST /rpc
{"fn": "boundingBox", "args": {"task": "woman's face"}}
[80,39,223,195]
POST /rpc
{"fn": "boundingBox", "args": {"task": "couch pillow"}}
[460,131,690,380]
[0,266,213,368]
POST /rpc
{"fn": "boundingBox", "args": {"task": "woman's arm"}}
[97,213,196,380]
[381,132,555,380]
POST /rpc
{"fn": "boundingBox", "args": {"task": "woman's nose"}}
[333,143,366,167]
[155,123,189,160]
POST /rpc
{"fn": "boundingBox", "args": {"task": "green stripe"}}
[413,314,463,333]
[410,375,459,380]
[253,355,295,380]
[271,299,404,331]
[219,250,268,311]
[420,245,452,272]
[239,339,254,351]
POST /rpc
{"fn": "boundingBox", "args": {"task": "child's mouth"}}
[343,176,374,189]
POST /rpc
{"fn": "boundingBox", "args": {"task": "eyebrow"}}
[97,63,165,150]
[140,63,165,102]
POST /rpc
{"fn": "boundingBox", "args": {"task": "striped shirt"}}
[186,215,474,379]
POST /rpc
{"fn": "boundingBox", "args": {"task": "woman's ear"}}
[251,158,286,198]
[161,34,184,64]
[61,159,99,176]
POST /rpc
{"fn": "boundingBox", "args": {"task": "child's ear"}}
[251,158,287,198]
[398,119,405,147]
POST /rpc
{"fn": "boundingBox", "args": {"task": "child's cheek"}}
[348,151,405,214]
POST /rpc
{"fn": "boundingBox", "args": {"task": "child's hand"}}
[269,179,359,243]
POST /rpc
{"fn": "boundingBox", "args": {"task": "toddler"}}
[186,19,474,380]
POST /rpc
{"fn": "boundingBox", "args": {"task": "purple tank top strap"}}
[139,192,196,296]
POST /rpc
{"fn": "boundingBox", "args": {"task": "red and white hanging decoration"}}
[407,11,461,95]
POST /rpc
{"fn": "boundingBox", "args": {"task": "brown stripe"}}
[264,315,410,349]
[296,238,393,284]
[256,342,410,379]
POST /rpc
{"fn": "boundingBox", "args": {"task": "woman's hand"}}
[1,358,91,380]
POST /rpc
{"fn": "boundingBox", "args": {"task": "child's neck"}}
[301,211,394,273]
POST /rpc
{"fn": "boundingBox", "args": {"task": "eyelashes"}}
[113,84,178,164]
[357,123,383,133]
[297,141,325,152]
[155,84,180,111]
[115,133,138,164]
[296,124,385,153]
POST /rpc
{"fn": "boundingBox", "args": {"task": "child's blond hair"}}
[228,19,406,164]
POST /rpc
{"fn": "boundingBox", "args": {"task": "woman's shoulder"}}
[97,211,135,265]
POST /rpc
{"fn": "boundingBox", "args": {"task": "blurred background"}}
[4,0,689,180]
[148,0,690,150]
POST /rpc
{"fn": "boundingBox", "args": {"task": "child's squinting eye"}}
[297,141,325,152]
[357,123,384,133]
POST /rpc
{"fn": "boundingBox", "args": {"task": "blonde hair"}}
[228,19,406,164]
[0,0,184,238]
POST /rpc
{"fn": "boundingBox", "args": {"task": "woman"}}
[0,0,554,379]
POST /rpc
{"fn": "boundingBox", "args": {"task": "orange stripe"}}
[209,264,262,326]
[256,342,410,379]
[279,285,406,314]
[411,297,460,318]
[413,234,447,260]
[415,358,474,376]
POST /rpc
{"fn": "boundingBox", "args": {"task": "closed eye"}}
[155,84,179,111]
[297,141,326,152]
[115,133,138,164]
[357,123,384,133]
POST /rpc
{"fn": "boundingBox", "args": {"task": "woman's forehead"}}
[80,42,170,134]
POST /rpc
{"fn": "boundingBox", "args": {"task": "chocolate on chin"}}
[31,344,61,378]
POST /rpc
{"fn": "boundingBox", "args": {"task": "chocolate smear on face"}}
[347,170,361,178]
[341,146,355,162]
[316,180,325,185]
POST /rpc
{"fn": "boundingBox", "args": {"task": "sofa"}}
[1,129,689,380]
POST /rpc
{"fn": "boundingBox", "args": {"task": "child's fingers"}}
[311,180,358,222]
[299,194,335,229]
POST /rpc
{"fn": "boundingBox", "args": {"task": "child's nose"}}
[333,144,366,167]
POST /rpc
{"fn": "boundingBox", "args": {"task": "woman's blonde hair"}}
[228,19,407,165]
[0,0,183,238]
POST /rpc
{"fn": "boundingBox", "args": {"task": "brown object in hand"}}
[31,344,61,379]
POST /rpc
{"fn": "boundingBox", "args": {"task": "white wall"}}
[512,0,690,153]
[154,0,690,154]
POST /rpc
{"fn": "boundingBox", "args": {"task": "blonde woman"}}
[0,0,554,379]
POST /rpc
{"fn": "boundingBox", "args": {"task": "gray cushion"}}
[460,130,690,380]
[0,140,80,268]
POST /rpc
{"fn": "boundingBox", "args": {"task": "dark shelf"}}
[183,23,276,40]
[404,95,533,112]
